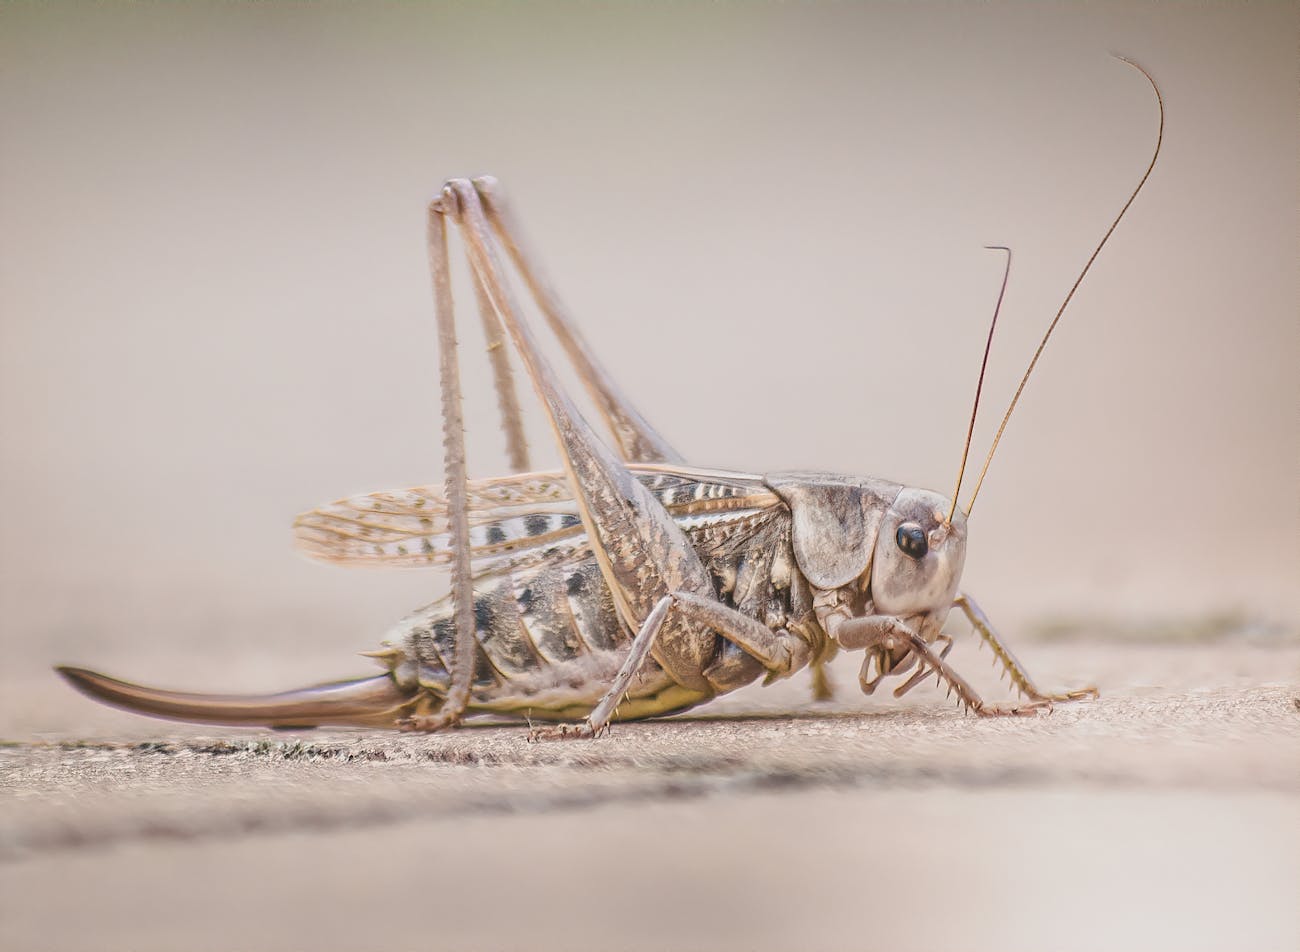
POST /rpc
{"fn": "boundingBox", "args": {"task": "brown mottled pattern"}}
[380,500,801,718]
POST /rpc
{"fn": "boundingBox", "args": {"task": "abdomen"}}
[372,515,806,721]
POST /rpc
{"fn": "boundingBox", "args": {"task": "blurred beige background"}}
[1,2,1295,719]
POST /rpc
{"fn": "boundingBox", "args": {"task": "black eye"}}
[896,523,928,560]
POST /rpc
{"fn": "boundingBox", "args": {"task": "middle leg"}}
[532,591,811,740]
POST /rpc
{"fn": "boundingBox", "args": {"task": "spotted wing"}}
[293,464,785,579]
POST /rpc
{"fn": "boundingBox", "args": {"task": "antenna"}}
[964,56,1164,517]
[947,246,1011,524]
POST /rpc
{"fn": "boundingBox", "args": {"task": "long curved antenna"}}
[964,56,1164,516]
[947,245,1012,524]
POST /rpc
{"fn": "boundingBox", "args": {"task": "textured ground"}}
[2,638,1297,952]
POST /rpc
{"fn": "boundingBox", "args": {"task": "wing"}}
[293,464,786,579]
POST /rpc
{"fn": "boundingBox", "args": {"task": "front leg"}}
[833,615,1049,717]
[955,594,1098,704]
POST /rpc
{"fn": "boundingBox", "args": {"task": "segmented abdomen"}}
[373,503,804,721]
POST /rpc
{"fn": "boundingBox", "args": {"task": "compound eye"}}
[895,523,928,560]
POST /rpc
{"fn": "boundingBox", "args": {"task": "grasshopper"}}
[57,60,1162,736]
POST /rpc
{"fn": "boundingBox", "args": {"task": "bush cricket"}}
[58,59,1163,736]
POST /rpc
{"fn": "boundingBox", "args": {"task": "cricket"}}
[57,59,1162,737]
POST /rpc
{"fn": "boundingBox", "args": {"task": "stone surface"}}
[1,640,1297,951]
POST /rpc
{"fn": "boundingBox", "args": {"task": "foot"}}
[974,697,1055,717]
[1023,685,1099,704]
[527,720,604,742]
[398,712,460,732]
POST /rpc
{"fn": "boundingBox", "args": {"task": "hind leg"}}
[421,180,811,726]
[472,176,681,464]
